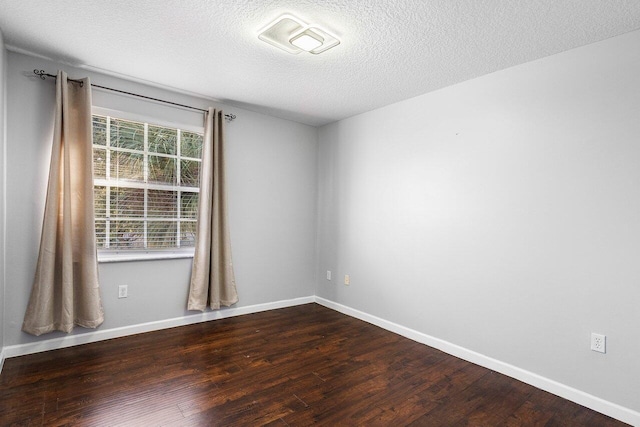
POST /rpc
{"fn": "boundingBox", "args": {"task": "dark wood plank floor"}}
[0,303,627,426]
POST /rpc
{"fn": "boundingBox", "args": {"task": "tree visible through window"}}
[92,115,202,250]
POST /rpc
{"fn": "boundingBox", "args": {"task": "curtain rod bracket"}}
[33,69,234,121]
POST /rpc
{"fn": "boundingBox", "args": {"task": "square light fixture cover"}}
[258,14,340,55]
[306,27,340,54]
[258,15,305,54]
[290,30,324,52]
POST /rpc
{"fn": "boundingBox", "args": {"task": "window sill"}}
[98,250,195,263]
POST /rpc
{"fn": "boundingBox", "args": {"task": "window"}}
[92,115,203,255]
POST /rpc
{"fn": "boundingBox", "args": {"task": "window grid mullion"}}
[176,129,182,248]
[107,146,178,159]
[94,179,199,193]
[143,123,149,249]
[105,116,111,249]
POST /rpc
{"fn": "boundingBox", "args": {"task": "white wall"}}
[316,29,640,416]
[3,51,318,346]
[0,31,6,362]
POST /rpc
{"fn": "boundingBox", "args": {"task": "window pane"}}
[110,151,144,182]
[111,119,144,150]
[94,186,107,218]
[149,125,177,155]
[180,221,197,247]
[181,131,203,159]
[180,192,198,219]
[93,114,204,252]
[94,147,106,179]
[148,221,176,248]
[95,220,107,249]
[149,155,176,185]
[110,187,144,217]
[110,220,144,249]
[93,116,107,146]
[148,190,177,218]
[180,159,200,187]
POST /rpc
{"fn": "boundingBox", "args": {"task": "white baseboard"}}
[2,296,315,360]
[3,295,637,425]
[314,296,640,427]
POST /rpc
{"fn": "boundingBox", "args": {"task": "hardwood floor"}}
[0,304,627,426]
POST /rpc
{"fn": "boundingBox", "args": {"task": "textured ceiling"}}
[1,1,640,126]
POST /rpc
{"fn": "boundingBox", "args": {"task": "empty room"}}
[0,1,639,425]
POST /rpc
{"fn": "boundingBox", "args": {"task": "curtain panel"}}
[188,108,238,311]
[23,71,104,336]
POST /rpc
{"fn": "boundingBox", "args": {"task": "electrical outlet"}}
[344,274,350,286]
[326,270,331,281]
[591,333,606,353]
[118,285,128,299]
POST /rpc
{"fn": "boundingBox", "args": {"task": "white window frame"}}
[93,107,204,263]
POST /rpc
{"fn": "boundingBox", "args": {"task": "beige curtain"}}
[188,108,238,310]
[22,71,104,336]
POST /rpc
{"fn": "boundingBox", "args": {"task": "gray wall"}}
[4,51,318,346]
[4,26,639,418]
[0,31,6,356]
[316,29,640,413]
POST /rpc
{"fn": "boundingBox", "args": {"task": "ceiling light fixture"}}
[258,14,340,55]
[290,31,324,52]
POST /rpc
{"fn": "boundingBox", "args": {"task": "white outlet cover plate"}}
[591,333,606,353]
[118,285,128,298]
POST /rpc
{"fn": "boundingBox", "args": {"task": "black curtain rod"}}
[33,69,236,122]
